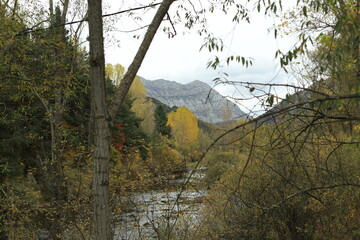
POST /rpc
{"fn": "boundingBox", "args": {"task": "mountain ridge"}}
[140,77,247,124]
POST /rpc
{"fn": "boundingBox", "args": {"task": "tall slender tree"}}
[87,0,175,238]
[87,0,112,239]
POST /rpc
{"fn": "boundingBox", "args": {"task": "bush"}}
[201,151,240,188]
[197,125,360,240]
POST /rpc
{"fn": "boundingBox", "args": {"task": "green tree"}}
[0,1,92,238]
[108,87,149,160]
[154,104,172,138]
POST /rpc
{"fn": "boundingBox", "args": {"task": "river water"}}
[114,170,206,240]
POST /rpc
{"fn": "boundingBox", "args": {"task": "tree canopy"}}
[168,107,199,146]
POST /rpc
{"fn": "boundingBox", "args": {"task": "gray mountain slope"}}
[141,78,247,124]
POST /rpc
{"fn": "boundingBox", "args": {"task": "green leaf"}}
[303,6,307,17]
[267,95,274,107]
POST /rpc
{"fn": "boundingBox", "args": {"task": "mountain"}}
[259,90,313,124]
[141,78,247,124]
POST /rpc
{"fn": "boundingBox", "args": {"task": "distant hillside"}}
[260,90,312,123]
[141,78,247,124]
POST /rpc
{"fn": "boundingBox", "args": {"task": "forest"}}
[0,0,359,239]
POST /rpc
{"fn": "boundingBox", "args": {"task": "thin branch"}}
[15,2,164,36]
[227,81,329,97]
[167,13,177,37]
[266,183,360,211]
[166,92,360,210]
[113,24,150,33]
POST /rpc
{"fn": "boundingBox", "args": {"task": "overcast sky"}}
[102,0,297,114]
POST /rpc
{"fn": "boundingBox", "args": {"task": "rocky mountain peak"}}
[141,78,247,124]
[187,80,207,86]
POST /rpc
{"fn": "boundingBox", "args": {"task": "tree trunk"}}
[49,0,54,21]
[87,0,175,238]
[87,0,112,239]
[109,0,175,119]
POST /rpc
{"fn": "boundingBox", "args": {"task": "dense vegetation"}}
[195,1,360,239]
[0,0,359,239]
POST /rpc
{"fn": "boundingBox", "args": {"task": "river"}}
[114,170,206,240]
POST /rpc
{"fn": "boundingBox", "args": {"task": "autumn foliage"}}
[167,107,199,146]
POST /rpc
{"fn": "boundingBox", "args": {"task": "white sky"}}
[101,0,298,114]
[33,0,299,114]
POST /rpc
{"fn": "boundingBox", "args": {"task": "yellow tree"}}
[129,76,146,97]
[105,63,125,85]
[129,76,155,135]
[167,107,199,146]
[105,64,156,136]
